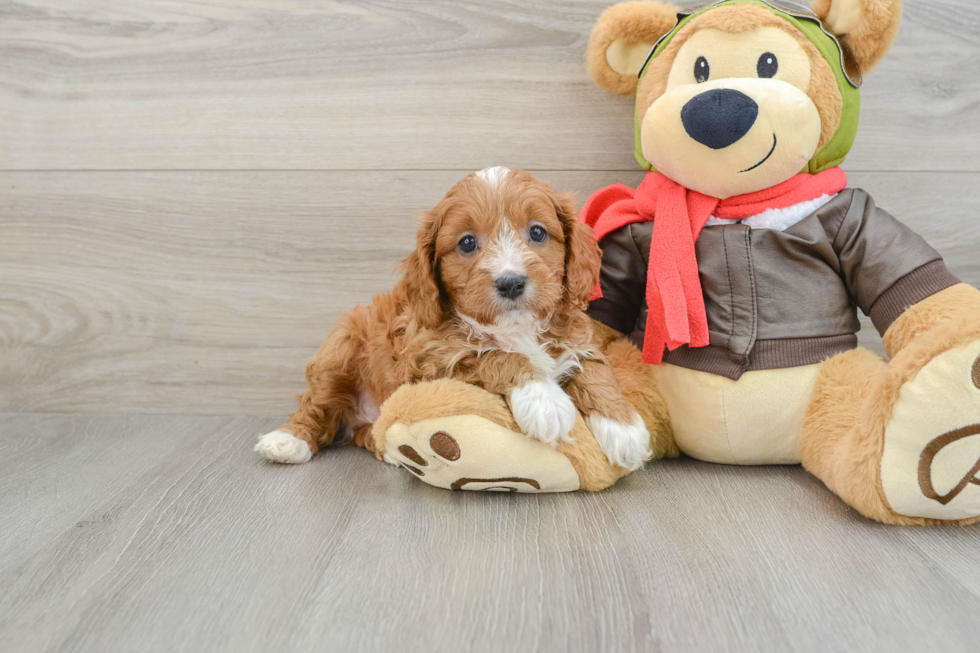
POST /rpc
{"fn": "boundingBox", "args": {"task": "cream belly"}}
[654,363,821,465]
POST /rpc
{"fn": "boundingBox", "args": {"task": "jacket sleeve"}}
[586,223,647,336]
[832,189,960,335]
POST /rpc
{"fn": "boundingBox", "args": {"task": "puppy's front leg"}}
[469,351,577,446]
[565,359,652,471]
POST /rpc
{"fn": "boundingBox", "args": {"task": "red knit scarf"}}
[581,168,848,364]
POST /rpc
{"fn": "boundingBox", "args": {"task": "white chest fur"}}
[456,313,585,383]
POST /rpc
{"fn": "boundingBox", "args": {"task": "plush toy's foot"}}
[383,414,580,492]
[802,316,980,526]
[371,379,629,493]
[880,340,980,521]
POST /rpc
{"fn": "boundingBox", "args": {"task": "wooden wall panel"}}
[2,171,977,414]
[2,0,978,413]
[0,0,978,172]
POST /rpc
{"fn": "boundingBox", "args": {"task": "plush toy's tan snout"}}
[641,16,829,198]
[645,76,821,197]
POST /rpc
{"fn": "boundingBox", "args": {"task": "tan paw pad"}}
[382,415,580,493]
[881,340,980,520]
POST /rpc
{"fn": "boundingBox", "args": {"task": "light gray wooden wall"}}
[2,0,978,415]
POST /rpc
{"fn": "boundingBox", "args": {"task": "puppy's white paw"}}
[508,380,577,445]
[254,430,312,464]
[587,413,652,472]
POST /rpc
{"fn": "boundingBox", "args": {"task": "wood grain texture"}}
[3,3,979,652]
[0,0,978,172]
[0,413,978,653]
[2,170,978,415]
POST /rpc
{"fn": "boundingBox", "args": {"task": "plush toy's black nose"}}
[495,274,527,300]
[681,89,759,150]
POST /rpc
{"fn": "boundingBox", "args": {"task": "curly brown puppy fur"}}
[255,168,653,471]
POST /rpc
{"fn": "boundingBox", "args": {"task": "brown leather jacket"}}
[587,189,959,379]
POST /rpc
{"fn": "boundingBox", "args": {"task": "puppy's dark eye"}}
[529,225,547,243]
[458,235,477,253]
[757,52,778,78]
[694,56,710,83]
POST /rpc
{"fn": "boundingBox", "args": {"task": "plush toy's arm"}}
[828,189,980,358]
[587,223,647,337]
[832,190,963,338]
[883,284,980,358]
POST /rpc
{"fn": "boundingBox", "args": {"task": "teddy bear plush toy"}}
[370,0,980,525]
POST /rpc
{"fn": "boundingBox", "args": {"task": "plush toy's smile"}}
[676,82,788,180]
[623,21,842,199]
[740,134,778,173]
[641,77,820,199]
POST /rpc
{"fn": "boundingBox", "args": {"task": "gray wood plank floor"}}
[2,0,979,651]
[2,413,979,653]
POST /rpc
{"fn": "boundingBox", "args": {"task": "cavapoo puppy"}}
[255,167,652,470]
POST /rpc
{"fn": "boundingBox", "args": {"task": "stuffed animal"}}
[369,0,980,525]
[576,0,980,525]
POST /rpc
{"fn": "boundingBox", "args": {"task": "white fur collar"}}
[454,311,586,383]
[456,311,548,351]
[704,193,837,231]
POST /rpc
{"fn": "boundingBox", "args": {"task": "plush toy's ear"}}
[812,0,903,74]
[400,210,445,331]
[587,2,680,97]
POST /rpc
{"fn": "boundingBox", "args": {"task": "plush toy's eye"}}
[529,225,547,243]
[694,56,710,83]
[458,235,478,253]
[757,52,778,78]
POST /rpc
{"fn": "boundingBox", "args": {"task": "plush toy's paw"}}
[880,340,980,520]
[254,430,312,464]
[586,413,652,472]
[507,380,577,445]
[382,414,581,493]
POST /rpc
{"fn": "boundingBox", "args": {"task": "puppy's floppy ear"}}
[813,0,903,74]
[587,2,680,97]
[553,191,602,312]
[400,210,445,330]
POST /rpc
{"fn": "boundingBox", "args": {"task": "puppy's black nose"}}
[495,274,527,300]
[681,89,759,149]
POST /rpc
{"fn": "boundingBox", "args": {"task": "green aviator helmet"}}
[634,0,862,174]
